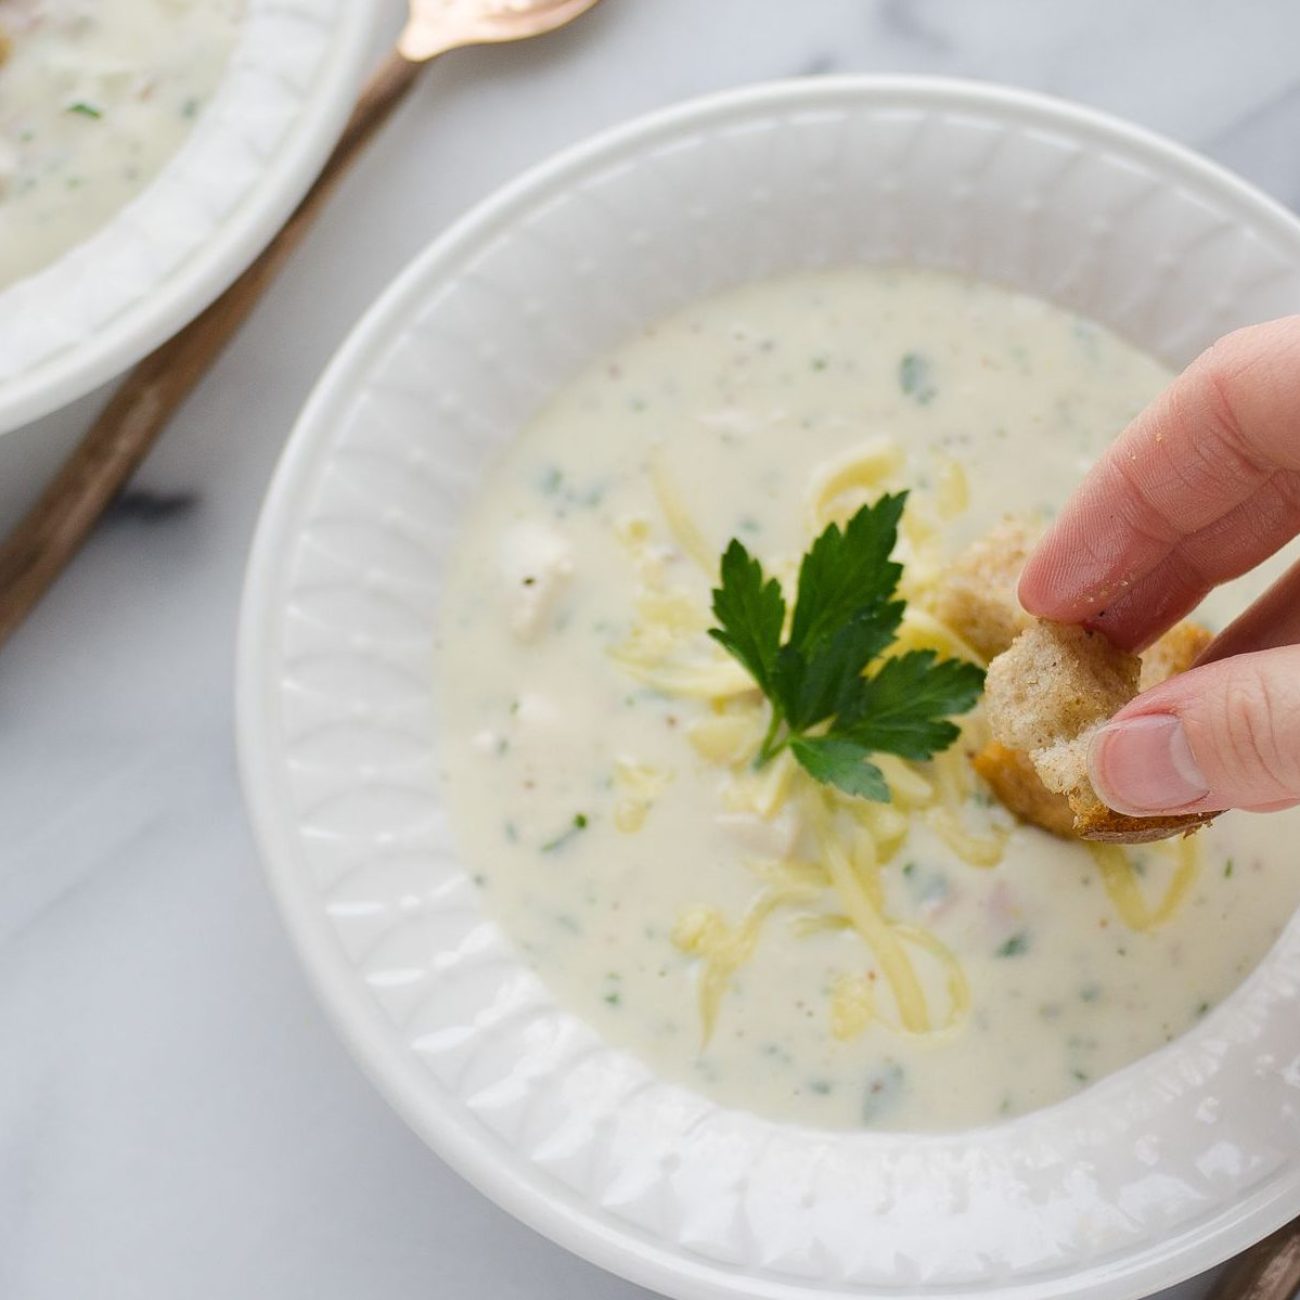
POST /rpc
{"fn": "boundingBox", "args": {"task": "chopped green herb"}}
[181,96,202,119]
[905,867,950,906]
[811,355,829,372]
[1224,858,1234,878]
[1196,1000,1211,1018]
[708,494,983,801]
[603,991,622,1007]
[808,1079,833,1095]
[898,352,938,403]
[538,465,564,494]
[1079,983,1102,1003]
[66,101,102,119]
[1071,1068,1089,1083]
[540,813,589,853]
[997,932,1030,958]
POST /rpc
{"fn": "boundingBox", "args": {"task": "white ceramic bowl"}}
[0,0,377,435]
[237,78,1300,1300]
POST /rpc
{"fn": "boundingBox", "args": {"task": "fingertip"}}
[1088,713,1211,816]
[1015,554,1047,614]
[1016,541,1081,620]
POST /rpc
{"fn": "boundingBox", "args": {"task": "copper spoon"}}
[0,0,602,650]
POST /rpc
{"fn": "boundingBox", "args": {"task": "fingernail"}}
[1089,714,1209,814]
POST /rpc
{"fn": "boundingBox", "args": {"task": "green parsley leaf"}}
[540,812,589,853]
[838,650,986,761]
[66,101,102,119]
[709,538,785,696]
[773,599,903,732]
[790,737,889,802]
[707,492,985,800]
[786,492,905,657]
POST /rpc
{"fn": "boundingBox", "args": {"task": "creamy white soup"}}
[0,0,242,287]
[436,268,1300,1131]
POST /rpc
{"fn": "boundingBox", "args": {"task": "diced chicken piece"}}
[499,520,573,642]
[715,808,800,860]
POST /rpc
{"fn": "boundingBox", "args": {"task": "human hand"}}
[1019,316,1300,817]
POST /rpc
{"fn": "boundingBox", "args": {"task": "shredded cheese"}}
[807,437,905,530]
[1087,838,1201,932]
[807,792,931,1033]
[935,455,970,519]
[610,439,1198,1048]
[671,879,819,1043]
[649,445,715,573]
[893,606,986,666]
[613,759,672,833]
[831,973,876,1041]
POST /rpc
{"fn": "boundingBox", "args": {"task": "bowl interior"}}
[239,79,1300,1300]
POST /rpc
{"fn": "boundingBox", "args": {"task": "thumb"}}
[1089,646,1300,815]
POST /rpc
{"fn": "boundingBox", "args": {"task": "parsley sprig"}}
[709,492,984,802]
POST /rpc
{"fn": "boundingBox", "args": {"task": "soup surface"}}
[0,0,242,287]
[436,267,1300,1130]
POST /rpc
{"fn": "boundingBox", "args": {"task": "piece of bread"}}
[973,741,1077,838]
[929,518,1036,662]
[1139,620,1213,691]
[934,520,1213,680]
[984,620,1215,843]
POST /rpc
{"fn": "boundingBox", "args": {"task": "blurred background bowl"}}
[0,0,378,438]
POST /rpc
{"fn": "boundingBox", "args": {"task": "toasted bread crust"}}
[1070,801,1216,843]
[983,619,1216,845]
[929,518,1036,662]
[1139,621,1213,691]
[941,524,1219,845]
[973,742,1077,838]
[985,622,1139,756]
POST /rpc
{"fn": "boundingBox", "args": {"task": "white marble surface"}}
[4,3,1300,1297]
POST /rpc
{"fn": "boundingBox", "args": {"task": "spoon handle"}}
[1208,1219,1300,1300]
[0,48,423,650]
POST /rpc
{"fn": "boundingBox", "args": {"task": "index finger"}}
[1017,316,1300,651]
